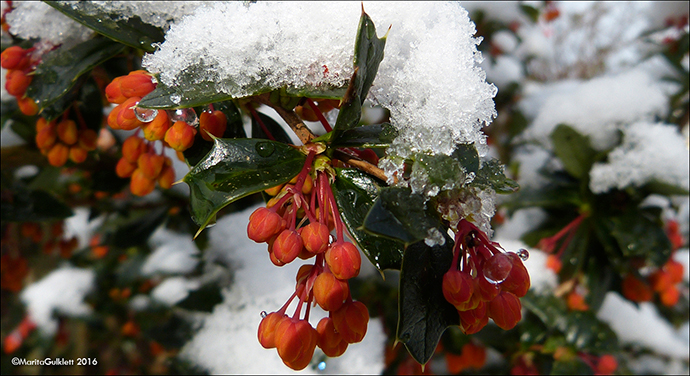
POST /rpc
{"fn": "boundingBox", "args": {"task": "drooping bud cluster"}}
[622,255,684,307]
[443,219,530,333]
[251,150,369,370]
[1,45,39,116]
[116,135,175,196]
[34,117,98,167]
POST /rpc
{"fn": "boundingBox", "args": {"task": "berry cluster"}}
[105,70,229,196]
[622,255,684,307]
[1,45,39,116]
[34,116,98,167]
[442,218,530,333]
[115,135,175,196]
[251,150,369,370]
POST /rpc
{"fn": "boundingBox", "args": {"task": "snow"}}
[597,292,690,360]
[150,277,200,306]
[20,265,95,336]
[5,1,93,48]
[141,227,200,276]
[64,1,206,31]
[179,203,386,374]
[589,122,690,194]
[519,68,669,151]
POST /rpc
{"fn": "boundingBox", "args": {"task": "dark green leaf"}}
[251,110,293,144]
[332,168,404,271]
[331,123,397,148]
[410,152,470,195]
[109,207,168,249]
[138,73,235,109]
[176,284,223,312]
[519,4,541,23]
[334,9,387,132]
[397,235,458,365]
[452,143,480,176]
[184,138,305,232]
[504,183,581,212]
[551,358,594,375]
[550,124,597,180]
[604,209,672,267]
[471,158,520,194]
[27,37,125,112]
[1,188,73,222]
[90,168,129,193]
[47,1,165,52]
[641,179,690,196]
[362,187,441,245]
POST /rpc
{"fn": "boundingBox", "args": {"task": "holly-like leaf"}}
[503,183,581,213]
[332,168,404,271]
[47,1,165,52]
[397,234,458,365]
[471,158,520,194]
[334,8,387,133]
[550,124,597,180]
[138,72,235,110]
[331,123,397,148]
[26,37,125,113]
[641,179,690,196]
[251,110,293,144]
[1,187,73,222]
[184,138,305,232]
[604,208,672,267]
[362,187,442,245]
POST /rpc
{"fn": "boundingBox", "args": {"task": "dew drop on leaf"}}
[168,108,198,126]
[134,107,158,123]
[170,94,182,104]
[255,141,275,157]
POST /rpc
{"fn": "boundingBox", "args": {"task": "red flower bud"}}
[142,110,170,141]
[199,110,227,141]
[5,69,31,97]
[316,317,348,357]
[1,46,30,70]
[331,300,369,344]
[313,271,349,312]
[272,229,303,265]
[47,143,69,167]
[137,153,165,179]
[500,252,531,297]
[258,312,287,349]
[56,119,78,145]
[119,72,155,98]
[274,318,318,370]
[164,120,196,152]
[621,274,653,302]
[488,291,522,330]
[105,76,126,104]
[116,97,144,130]
[301,222,330,254]
[459,301,488,334]
[325,242,361,280]
[130,169,156,196]
[443,269,474,307]
[122,135,147,163]
[247,207,284,243]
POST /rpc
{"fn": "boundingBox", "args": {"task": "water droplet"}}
[484,253,512,284]
[255,141,275,157]
[138,36,154,48]
[328,234,335,243]
[168,108,199,126]
[260,311,267,318]
[318,361,326,371]
[170,94,182,104]
[134,107,158,123]
[517,249,530,261]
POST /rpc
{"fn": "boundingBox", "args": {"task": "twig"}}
[334,149,389,183]
[252,93,316,145]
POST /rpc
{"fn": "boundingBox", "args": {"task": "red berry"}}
[5,69,31,97]
[199,110,227,141]
[325,242,361,280]
[105,76,126,104]
[621,274,653,302]
[301,222,330,254]
[488,291,522,330]
[272,229,303,265]
[1,46,30,70]
[116,97,144,130]
[258,312,287,349]
[459,301,488,334]
[443,269,474,307]
[164,120,196,152]
[500,252,531,297]
[119,71,155,98]
[596,354,618,375]
[274,318,318,370]
[316,317,348,357]
[247,207,284,243]
[331,300,369,344]
[313,271,349,312]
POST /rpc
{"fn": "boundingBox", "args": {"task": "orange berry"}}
[157,163,176,190]
[116,96,144,130]
[68,145,88,163]
[566,291,589,311]
[92,245,109,259]
[274,318,318,370]
[660,285,680,307]
[247,207,284,243]
[116,157,137,178]
[316,317,348,357]
[47,143,69,167]
[121,135,147,163]
[300,222,330,254]
[78,129,98,151]
[1,46,30,70]
[487,291,522,330]
[35,124,57,151]
[141,109,170,141]
[258,312,288,349]
[331,300,369,344]
[325,242,361,280]
[622,274,653,302]
[137,153,165,179]
[164,120,196,152]
[313,271,350,312]
[199,110,227,141]
[121,321,140,337]
[546,254,562,273]
[130,169,156,196]
[105,76,126,104]
[596,355,618,375]
[17,96,38,116]
[5,69,31,97]
[120,72,155,98]
[56,119,78,145]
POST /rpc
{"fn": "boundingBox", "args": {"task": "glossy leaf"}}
[452,143,480,176]
[331,123,397,148]
[397,234,458,365]
[47,2,165,52]
[641,179,690,196]
[109,207,168,249]
[184,138,305,232]
[138,73,235,110]
[471,158,520,194]
[503,183,581,213]
[550,124,597,180]
[26,37,126,112]
[362,187,442,245]
[334,9,387,132]
[1,187,73,222]
[332,168,404,271]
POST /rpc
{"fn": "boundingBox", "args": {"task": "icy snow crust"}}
[142,2,498,159]
[6,1,93,48]
[62,1,206,31]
